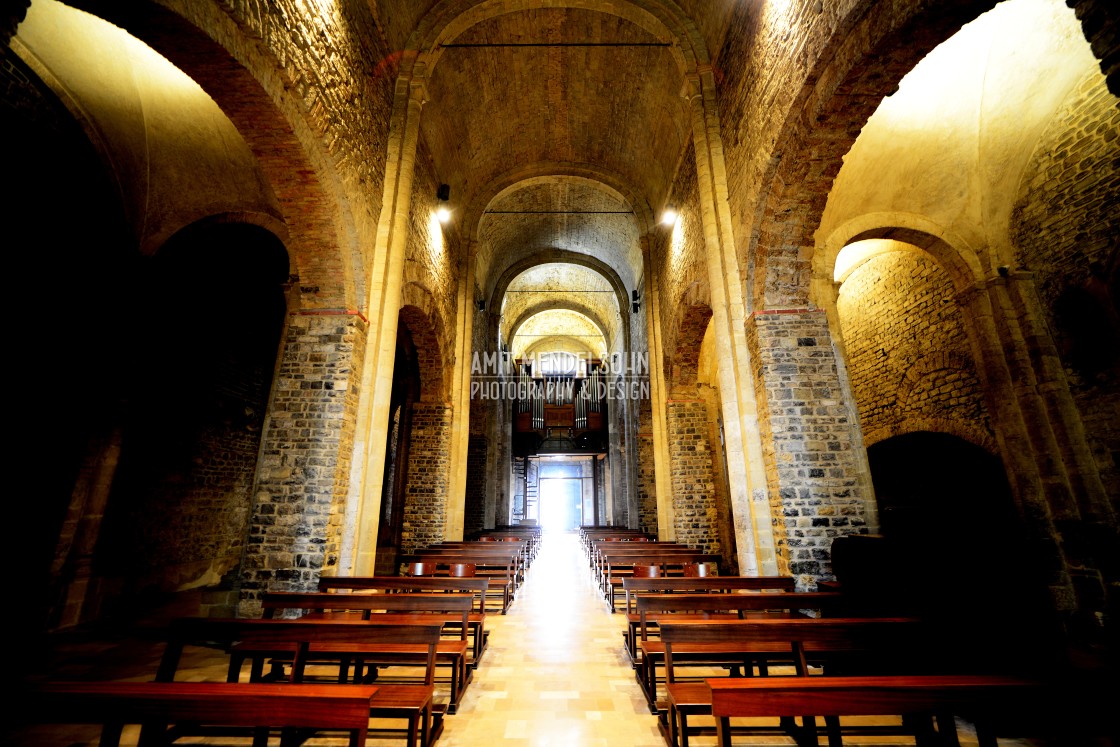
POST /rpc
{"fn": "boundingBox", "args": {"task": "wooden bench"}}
[707,675,1045,747]
[159,617,446,747]
[597,550,723,611]
[317,576,491,664]
[626,590,845,667]
[26,681,380,747]
[258,592,474,713]
[656,618,928,747]
[402,552,520,614]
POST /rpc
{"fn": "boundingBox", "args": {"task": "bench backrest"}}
[28,681,379,738]
[657,617,925,679]
[622,576,797,611]
[159,617,443,684]
[635,591,847,636]
[260,591,473,638]
[317,576,489,613]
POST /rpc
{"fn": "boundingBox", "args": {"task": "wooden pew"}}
[597,549,723,611]
[637,601,878,712]
[159,617,445,747]
[656,618,927,747]
[707,675,1044,747]
[625,590,845,667]
[622,575,797,614]
[258,592,474,713]
[402,551,520,614]
[27,681,380,747]
[317,576,491,664]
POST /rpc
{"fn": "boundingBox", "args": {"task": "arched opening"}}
[864,432,1059,671]
[92,221,288,621]
[374,319,421,575]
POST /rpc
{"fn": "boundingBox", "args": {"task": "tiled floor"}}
[6,532,1049,746]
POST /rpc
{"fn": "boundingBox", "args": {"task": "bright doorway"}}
[539,478,582,532]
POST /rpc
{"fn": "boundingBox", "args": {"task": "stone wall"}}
[1011,71,1120,507]
[238,312,366,612]
[666,399,720,553]
[401,402,452,554]
[837,251,995,450]
[405,139,461,395]
[747,310,870,586]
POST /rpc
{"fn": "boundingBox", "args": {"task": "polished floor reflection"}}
[10,532,1041,746]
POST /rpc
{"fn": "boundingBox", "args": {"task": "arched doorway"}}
[866,432,1058,671]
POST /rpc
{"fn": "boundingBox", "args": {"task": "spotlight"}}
[661,209,678,226]
[436,183,451,223]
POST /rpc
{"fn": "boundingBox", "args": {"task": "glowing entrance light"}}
[540,478,581,533]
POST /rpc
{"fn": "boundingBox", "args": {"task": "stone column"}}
[745,309,873,587]
[444,241,477,540]
[349,69,427,574]
[684,69,776,574]
[401,402,452,554]
[955,278,1078,613]
[239,311,368,615]
[642,239,675,537]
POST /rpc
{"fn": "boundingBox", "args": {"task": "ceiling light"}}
[436,183,451,223]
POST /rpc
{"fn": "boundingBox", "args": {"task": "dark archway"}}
[863,432,1060,672]
[92,221,288,619]
[374,318,421,575]
[4,42,133,666]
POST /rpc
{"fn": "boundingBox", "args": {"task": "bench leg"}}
[97,722,124,747]
[715,716,732,747]
[935,713,961,747]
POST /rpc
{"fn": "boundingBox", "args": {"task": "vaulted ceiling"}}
[388,1,732,354]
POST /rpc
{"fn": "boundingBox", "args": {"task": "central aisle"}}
[438,531,664,747]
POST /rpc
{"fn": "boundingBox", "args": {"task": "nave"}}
[7,532,1043,747]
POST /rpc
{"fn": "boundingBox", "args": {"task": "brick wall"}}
[238,312,366,613]
[747,310,870,586]
[401,402,452,554]
[837,252,995,450]
[666,400,720,553]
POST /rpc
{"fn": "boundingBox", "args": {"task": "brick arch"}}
[862,417,998,457]
[816,217,987,302]
[507,301,612,352]
[488,249,631,355]
[750,0,999,310]
[399,288,447,402]
[669,304,712,394]
[68,1,364,310]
